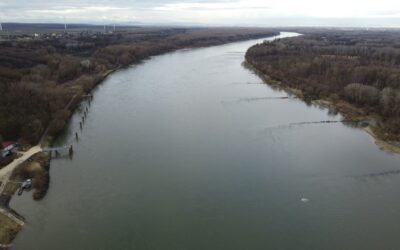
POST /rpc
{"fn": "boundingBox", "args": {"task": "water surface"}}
[12,32,400,250]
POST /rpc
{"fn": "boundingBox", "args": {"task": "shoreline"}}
[244,60,400,155]
[0,33,281,249]
[363,127,400,154]
[0,150,50,249]
[1,66,128,249]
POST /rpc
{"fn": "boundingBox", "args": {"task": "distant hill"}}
[1,23,139,31]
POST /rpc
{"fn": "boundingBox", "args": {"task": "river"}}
[10,32,400,249]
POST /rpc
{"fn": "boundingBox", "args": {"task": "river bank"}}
[244,59,400,155]
[39,30,280,147]
[9,32,400,250]
[0,27,280,146]
[0,151,50,249]
[245,30,400,150]
[0,32,282,249]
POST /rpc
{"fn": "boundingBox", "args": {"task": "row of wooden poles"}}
[49,94,93,159]
[75,94,94,143]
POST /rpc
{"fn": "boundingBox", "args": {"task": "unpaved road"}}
[0,145,42,194]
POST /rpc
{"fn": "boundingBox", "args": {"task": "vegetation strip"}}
[0,28,278,147]
[246,30,400,152]
[0,28,280,248]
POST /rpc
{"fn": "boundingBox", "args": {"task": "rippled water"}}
[11,32,400,249]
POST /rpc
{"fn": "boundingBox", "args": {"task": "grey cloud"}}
[0,0,233,18]
[1,0,400,27]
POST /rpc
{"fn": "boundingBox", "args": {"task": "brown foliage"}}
[0,27,278,143]
[246,30,400,138]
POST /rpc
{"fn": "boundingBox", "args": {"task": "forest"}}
[0,27,278,145]
[246,29,400,140]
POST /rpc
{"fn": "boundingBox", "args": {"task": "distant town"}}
[0,23,128,42]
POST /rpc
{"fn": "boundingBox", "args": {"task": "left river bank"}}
[0,29,280,249]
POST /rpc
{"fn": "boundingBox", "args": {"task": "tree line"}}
[246,30,400,139]
[0,28,279,145]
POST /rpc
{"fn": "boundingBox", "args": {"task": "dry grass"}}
[11,152,50,200]
[0,212,22,247]
[0,152,50,247]
[2,182,19,197]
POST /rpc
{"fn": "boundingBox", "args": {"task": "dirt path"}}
[0,145,42,194]
[0,146,40,234]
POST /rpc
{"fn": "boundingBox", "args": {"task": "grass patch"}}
[10,152,50,200]
[0,212,22,246]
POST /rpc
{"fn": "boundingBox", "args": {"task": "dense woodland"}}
[246,30,400,140]
[0,27,278,145]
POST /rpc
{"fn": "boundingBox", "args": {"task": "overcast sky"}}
[1,0,400,27]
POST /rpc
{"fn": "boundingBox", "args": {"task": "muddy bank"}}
[363,127,400,154]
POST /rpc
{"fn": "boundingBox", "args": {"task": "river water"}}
[11,32,400,249]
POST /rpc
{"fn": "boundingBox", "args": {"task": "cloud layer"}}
[1,0,400,26]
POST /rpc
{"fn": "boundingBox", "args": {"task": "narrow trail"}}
[0,146,42,194]
[0,93,88,235]
[1,93,90,192]
[0,146,40,229]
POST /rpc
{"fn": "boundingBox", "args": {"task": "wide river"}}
[11,32,400,249]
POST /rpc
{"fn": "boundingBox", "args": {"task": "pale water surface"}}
[11,33,400,249]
